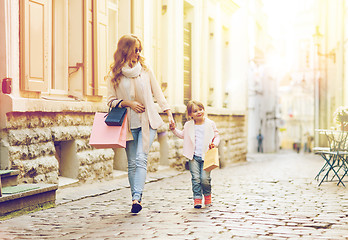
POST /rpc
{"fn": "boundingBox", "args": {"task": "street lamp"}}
[312,26,336,63]
[312,25,335,147]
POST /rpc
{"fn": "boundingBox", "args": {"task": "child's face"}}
[189,104,205,122]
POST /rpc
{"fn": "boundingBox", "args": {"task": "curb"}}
[55,167,185,206]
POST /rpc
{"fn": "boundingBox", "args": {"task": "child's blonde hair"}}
[186,100,205,119]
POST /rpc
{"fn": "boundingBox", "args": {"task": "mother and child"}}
[106,34,220,213]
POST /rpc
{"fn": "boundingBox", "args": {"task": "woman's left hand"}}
[166,110,175,127]
[209,143,215,149]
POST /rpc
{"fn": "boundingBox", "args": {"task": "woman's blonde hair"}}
[186,100,205,119]
[108,35,147,88]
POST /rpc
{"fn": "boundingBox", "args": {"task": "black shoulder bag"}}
[104,100,127,126]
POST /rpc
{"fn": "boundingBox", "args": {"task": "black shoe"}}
[194,204,202,209]
[131,202,142,213]
[194,199,202,209]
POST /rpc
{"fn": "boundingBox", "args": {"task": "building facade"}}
[247,0,280,153]
[312,0,347,146]
[0,0,248,185]
[278,0,316,150]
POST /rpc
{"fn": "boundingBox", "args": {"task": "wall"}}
[168,112,247,170]
[0,0,248,184]
[1,112,112,183]
[0,110,246,183]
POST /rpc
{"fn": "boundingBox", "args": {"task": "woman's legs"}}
[125,127,157,202]
[125,128,140,198]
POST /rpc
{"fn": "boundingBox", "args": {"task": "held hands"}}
[166,110,175,131]
[169,121,176,131]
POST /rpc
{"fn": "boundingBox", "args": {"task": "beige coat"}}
[172,118,220,160]
[107,66,170,152]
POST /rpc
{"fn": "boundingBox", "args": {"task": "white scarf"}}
[121,61,150,153]
[122,61,142,78]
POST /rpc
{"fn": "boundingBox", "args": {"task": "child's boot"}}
[204,195,212,207]
[194,199,202,209]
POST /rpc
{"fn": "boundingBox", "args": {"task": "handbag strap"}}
[105,99,123,118]
[114,99,123,108]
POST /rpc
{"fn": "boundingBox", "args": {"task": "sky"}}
[262,0,299,40]
[261,0,302,80]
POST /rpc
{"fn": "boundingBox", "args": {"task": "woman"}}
[106,35,174,213]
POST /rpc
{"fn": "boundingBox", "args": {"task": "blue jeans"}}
[188,155,211,200]
[125,127,157,202]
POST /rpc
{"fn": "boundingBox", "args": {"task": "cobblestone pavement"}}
[1,151,348,239]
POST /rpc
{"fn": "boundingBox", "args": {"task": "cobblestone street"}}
[1,151,348,239]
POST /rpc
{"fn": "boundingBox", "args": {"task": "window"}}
[108,1,118,66]
[221,27,229,108]
[20,0,50,92]
[20,0,120,99]
[183,2,193,105]
[92,0,108,97]
[207,18,215,107]
[183,22,192,105]
[52,0,68,93]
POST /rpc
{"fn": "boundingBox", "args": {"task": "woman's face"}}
[128,40,141,66]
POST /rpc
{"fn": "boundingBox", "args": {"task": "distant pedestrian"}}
[305,132,313,153]
[294,140,301,153]
[106,35,174,213]
[169,100,220,208]
[257,131,264,153]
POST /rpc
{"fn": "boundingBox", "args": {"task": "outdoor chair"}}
[314,129,348,187]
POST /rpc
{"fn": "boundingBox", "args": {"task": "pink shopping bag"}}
[89,112,128,148]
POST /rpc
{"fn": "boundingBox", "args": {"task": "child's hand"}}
[169,121,176,131]
[209,143,215,149]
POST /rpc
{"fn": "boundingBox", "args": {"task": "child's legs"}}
[189,156,203,200]
[200,167,211,196]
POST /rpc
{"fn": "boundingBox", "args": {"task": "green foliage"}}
[0,202,55,220]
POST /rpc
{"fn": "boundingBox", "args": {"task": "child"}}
[169,100,220,208]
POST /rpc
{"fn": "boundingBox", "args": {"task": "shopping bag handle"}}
[209,137,216,149]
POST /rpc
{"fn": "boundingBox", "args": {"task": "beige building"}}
[247,0,279,153]
[279,0,348,148]
[278,1,316,150]
[0,0,248,185]
[312,0,348,145]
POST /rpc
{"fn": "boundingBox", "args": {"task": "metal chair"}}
[314,129,348,187]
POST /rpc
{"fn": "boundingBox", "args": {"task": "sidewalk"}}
[55,150,314,205]
[55,166,185,205]
[2,151,348,239]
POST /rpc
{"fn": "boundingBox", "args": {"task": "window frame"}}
[20,0,50,93]
[20,0,120,101]
[50,0,69,95]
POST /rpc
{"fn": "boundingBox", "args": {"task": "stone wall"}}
[0,112,114,184]
[0,111,246,184]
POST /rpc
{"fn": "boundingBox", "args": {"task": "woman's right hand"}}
[130,101,145,113]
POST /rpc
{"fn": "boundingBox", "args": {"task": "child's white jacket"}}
[172,118,220,160]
